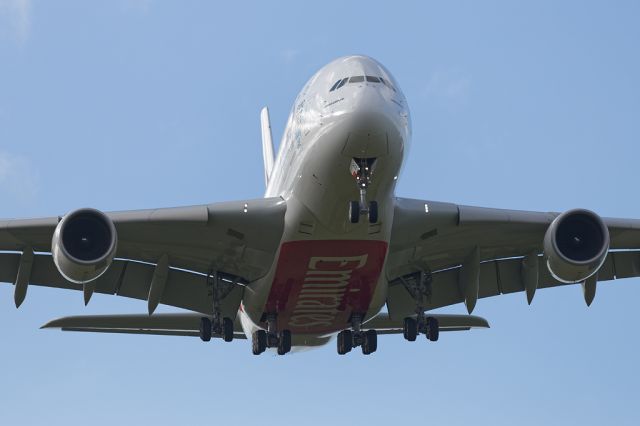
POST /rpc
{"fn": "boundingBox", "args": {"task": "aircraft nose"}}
[341,88,404,158]
[349,87,390,133]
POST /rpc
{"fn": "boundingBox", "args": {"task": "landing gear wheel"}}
[368,201,378,223]
[362,330,378,355]
[349,201,360,224]
[337,330,353,355]
[222,317,234,342]
[199,317,212,342]
[403,317,417,342]
[277,330,292,355]
[426,317,439,342]
[252,330,267,355]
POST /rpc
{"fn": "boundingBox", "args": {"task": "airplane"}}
[2,55,639,356]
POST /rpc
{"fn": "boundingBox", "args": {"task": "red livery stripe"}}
[264,240,388,333]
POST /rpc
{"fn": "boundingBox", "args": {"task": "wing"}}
[0,198,286,313]
[386,197,640,319]
[41,313,246,339]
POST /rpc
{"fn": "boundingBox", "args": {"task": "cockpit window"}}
[379,77,396,92]
[329,76,392,91]
[330,77,348,92]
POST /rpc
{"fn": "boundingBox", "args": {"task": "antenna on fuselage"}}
[260,107,275,188]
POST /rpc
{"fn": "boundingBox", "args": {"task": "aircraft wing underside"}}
[386,197,640,318]
[0,254,245,316]
[0,197,286,313]
[387,248,640,319]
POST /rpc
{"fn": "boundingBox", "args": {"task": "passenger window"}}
[349,76,365,83]
[329,79,342,92]
[366,76,380,83]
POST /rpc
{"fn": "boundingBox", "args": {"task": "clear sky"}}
[1,1,639,425]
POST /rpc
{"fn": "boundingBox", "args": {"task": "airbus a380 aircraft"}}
[2,55,639,355]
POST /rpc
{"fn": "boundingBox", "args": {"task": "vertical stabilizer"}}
[260,107,275,188]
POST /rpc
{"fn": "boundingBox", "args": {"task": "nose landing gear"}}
[349,158,378,224]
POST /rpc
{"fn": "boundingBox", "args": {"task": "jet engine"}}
[543,209,609,283]
[51,208,117,283]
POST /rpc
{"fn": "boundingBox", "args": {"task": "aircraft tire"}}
[403,317,417,341]
[252,330,267,355]
[426,317,439,342]
[362,330,377,355]
[278,330,292,355]
[368,201,378,223]
[337,330,353,355]
[222,317,234,342]
[199,317,212,342]
[349,201,360,223]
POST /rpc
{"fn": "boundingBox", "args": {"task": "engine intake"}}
[52,208,117,283]
[543,209,609,283]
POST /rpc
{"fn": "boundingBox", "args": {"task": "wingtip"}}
[40,318,64,329]
[472,315,491,329]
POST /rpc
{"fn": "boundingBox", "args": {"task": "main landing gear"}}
[399,269,440,342]
[199,271,236,343]
[403,315,439,342]
[348,158,378,224]
[337,314,378,355]
[251,314,292,356]
[199,316,234,342]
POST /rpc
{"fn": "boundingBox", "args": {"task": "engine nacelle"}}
[52,208,117,284]
[543,209,609,283]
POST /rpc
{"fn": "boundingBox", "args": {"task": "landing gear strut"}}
[199,271,236,343]
[337,314,378,355]
[399,270,440,342]
[252,313,292,356]
[348,158,378,224]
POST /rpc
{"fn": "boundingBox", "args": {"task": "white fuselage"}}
[239,56,411,347]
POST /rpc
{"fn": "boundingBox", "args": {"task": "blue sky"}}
[1,1,639,425]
